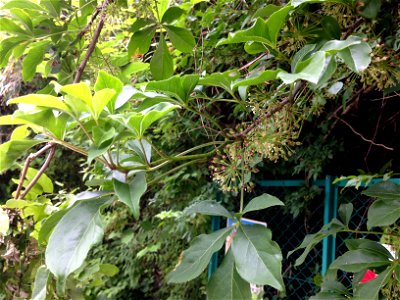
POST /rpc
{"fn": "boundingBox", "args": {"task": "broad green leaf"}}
[232,225,284,290]
[218,5,291,47]
[10,125,30,140]
[244,41,267,54]
[321,16,341,39]
[288,219,345,266]
[167,227,232,283]
[358,0,381,19]
[113,172,147,219]
[165,25,196,53]
[320,36,363,53]
[330,249,391,272]
[363,182,400,228]
[2,0,43,11]
[32,265,49,300]
[94,71,123,112]
[0,18,27,35]
[0,115,30,126]
[128,25,156,56]
[40,0,60,18]
[150,35,174,80]
[45,196,110,291]
[278,51,326,84]
[8,94,70,112]
[92,127,116,147]
[291,44,316,72]
[14,109,69,139]
[0,208,10,236]
[0,36,27,67]
[354,267,393,300]
[92,89,116,120]
[199,70,240,93]
[24,167,54,194]
[130,18,153,32]
[184,200,233,219]
[242,193,284,215]
[10,8,33,32]
[5,199,37,209]
[0,139,45,174]
[155,0,170,20]
[338,203,353,227]
[207,250,251,300]
[140,102,180,135]
[127,139,152,163]
[38,209,68,245]
[146,74,199,102]
[253,4,280,18]
[162,6,185,23]
[345,239,393,259]
[87,141,113,163]
[99,264,119,277]
[337,43,372,73]
[60,83,92,105]
[122,62,150,78]
[233,69,280,88]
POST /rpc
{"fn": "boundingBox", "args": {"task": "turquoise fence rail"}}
[208,176,400,299]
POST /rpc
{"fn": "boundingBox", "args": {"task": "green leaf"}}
[184,200,233,219]
[8,94,70,112]
[22,43,47,81]
[10,8,33,32]
[320,36,364,53]
[207,250,251,300]
[94,71,123,112]
[167,227,232,283]
[2,0,43,11]
[233,69,281,88]
[140,102,180,135]
[165,25,195,53]
[0,18,27,35]
[199,70,240,93]
[127,139,152,163]
[278,51,327,84]
[146,74,199,102]
[337,43,372,73]
[150,35,174,80]
[113,172,147,219]
[358,0,381,19]
[0,36,29,67]
[217,5,292,47]
[122,62,150,78]
[32,265,49,300]
[92,89,116,120]
[92,127,116,147]
[60,82,92,106]
[291,44,316,72]
[363,182,400,228]
[242,193,284,215]
[155,0,170,20]
[0,139,45,174]
[99,263,119,277]
[40,0,60,18]
[330,249,391,272]
[321,16,341,39]
[0,208,10,236]
[232,225,284,290]
[128,25,156,56]
[338,203,353,227]
[162,6,185,23]
[38,209,68,245]
[253,4,280,18]
[291,0,352,7]
[354,267,393,300]
[345,239,393,259]
[288,219,345,266]
[45,196,110,292]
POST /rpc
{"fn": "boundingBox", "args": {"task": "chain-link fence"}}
[208,177,400,300]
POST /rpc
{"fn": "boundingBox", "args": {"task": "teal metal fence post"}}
[321,175,336,275]
[208,216,220,279]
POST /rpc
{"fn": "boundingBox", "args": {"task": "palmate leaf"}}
[167,227,232,283]
[45,195,111,292]
[232,225,284,290]
[207,250,251,300]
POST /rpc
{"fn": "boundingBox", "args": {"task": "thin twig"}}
[336,117,394,151]
[70,5,102,47]
[15,143,54,199]
[238,53,267,71]
[19,145,56,199]
[74,0,109,83]
[364,98,386,165]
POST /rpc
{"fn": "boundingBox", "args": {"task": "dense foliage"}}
[0,0,399,299]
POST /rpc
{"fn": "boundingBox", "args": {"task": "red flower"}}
[360,270,377,283]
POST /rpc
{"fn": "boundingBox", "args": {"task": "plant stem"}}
[240,170,244,213]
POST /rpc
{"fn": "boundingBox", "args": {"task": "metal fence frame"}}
[208,176,400,295]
